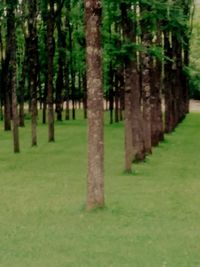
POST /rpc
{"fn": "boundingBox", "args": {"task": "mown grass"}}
[1,111,200,267]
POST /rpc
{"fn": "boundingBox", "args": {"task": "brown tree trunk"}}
[163,29,173,133]
[7,0,20,153]
[121,3,145,171]
[140,4,152,154]
[85,0,104,210]
[47,1,55,142]
[150,26,164,146]
[55,0,66,121]
[68,18,76,120]
[28,0,38,146]
[18,38,28,128]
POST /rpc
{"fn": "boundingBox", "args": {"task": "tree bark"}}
[7,0,20,153]
[55,0,66,121]
[140,4,152,154]
[47,1,55,142]
[121,3,145,171]
[150,26,164,146]
[85,0,104,210]
[164,29,173,133]
[28,0,38,146]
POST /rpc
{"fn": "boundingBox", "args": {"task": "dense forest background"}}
[0,0,197,174]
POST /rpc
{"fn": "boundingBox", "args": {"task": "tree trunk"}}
[140,4,152,154]
[47,1,55,142]
[7,0,20,153]
[68,19,76,120]
[164,29,173,133]
[150,26,164,146]
[85,0,104,210]
[55,0,66,122]
[28,0,38,146]
[121,3,145,171]
[18,37,28,128]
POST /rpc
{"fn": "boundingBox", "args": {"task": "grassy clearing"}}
[1,112,200,267]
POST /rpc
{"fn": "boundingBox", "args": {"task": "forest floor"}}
[0,110,200,267]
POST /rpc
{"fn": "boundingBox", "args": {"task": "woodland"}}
[1,0,200,266]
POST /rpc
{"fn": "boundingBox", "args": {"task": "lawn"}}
[0,112,200,267]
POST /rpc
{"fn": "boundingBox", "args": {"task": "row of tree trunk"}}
[85,0,193,209]
[0,0,193,209]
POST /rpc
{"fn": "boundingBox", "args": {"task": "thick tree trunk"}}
[124,63,133,172]
[7,0,20,153]
[121,3,145,171]
[85,0,104,210]
[150,26,164,146]
[28,0,38,146]
[140,4,152,154]
[131,66,145,162]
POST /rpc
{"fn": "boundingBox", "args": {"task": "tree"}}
[47,0,55,142]
[85,0,104,210]
[7,0,20,153]
[28,0,38,146]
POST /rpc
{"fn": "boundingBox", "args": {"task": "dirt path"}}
[190,100,200,112]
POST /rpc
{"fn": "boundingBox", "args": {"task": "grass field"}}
[1,112,200,267]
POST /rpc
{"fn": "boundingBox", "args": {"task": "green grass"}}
[1,112,200,267]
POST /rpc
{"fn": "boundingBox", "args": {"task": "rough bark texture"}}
[28,0,38,146]
[131,65,145,162]
[85,0,104,210]
[150,26,164,146]
[7,0,20,153]
[121,3,145,170]
[124,62,134,172]
[140,4,152,154]
[121,3,133,172]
